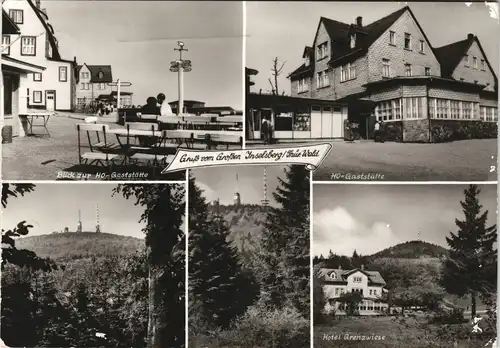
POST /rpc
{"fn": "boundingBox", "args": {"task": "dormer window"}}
[350,34,356,49]
[317,42,328,60]
[328,272,337,280]
[98,71,104,79]
[304,56,310,67]
[353,276,362,283]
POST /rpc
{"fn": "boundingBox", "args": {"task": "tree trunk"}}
[274,74,279,96]
[471,293,477,318]
[147,264,163,348]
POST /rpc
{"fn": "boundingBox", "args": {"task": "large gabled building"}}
[319,266,389,316]
[287,6,498,142]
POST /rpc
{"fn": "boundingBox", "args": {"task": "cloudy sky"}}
[313,184,498,257]
[44,1,243,108]
[2,183,184,238]
[192,165,291,207]
[247,2,499,94]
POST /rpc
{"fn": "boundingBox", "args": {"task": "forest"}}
[188,165,311,348]
[1,183,186,348]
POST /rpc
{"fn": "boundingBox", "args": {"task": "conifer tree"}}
[188,176,254,329]
[255,165,310,316]
[442,184,497,317]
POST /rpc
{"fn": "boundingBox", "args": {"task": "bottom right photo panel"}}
[313,183,497,348]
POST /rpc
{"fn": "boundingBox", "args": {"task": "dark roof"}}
[168,100,205,106]
[363,76,488,92]
[76,65,113,83]
[302,46,313,58]
[110,91,133,96]
[434,38,472,78]
[3,10,20,34]
[287,64,313,78]
[434,35,498,88]
[27,0,62,60]
[319,268,386,286]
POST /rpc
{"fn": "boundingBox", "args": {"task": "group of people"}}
[96,102,113,116]
[140,93,175,117]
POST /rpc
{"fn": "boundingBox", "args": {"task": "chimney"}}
[338,265,342,270]
[356,16,363,27]
[35,0,41,8]
[361,264,365,271]
[467,33,474,40]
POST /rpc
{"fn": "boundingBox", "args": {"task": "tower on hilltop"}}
[261,166,270,208]
[234,173,241,207]
[76,209,82,233]
[95,204,101,233]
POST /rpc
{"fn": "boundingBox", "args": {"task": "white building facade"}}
[2,0,76,112]
[320,267,389,316]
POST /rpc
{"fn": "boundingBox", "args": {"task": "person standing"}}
[379,120,385,143]
[374,120,381,142]
[157,93,174,116]
[261,117,269,144]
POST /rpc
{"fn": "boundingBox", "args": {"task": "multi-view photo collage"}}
[1,1,498,348]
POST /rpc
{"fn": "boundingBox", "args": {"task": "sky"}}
[246,2,499,95]
[313,184,498,257]
[2,184,182,238]
[43,1,243,109]
[192,165,290,207]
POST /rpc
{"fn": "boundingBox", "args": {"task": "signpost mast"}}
[170,41,192,115]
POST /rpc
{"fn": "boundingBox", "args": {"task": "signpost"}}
[170,41,192,115]
[107,79,132,123]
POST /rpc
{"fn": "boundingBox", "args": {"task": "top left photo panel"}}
[1,0,244,181]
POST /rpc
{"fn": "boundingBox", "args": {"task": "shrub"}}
[430,121,498,142]
[208,305,310,348]
[384,123,403,142]
[429,308,465,325]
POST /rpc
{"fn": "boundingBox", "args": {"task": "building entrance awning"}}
[2,55,45,74]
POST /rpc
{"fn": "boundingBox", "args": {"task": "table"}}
[20,112,52,137]
[108,128,163,137]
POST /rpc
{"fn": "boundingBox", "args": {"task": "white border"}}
[242,0,247,149]
[313,181,498,185]
[309,169,314,348]
[185,171,189,348]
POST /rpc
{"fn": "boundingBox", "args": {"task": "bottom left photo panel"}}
[1,182,186,348]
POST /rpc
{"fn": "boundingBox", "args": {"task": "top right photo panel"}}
[245,2,498,182]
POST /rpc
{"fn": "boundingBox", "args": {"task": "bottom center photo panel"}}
[187,165,311,348]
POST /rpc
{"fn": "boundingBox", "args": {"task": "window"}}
[348,63,356,80]
[481,59,486,71]
[316,71,323,88]
[376,99,402,121]
[419,40,425,53]
[77,98,86,106]
[382,59,391,77]
[98,71,104,79]
[425,67,431,76]
[404,33,411,50]
[405,97,424,119]
[21,36,36,56]
[353,277,362,283]
[340,63,356,82]
[389,31,395,45]
[59,67,68,82]
[80,83,90,90]
[436,99,449,119]
[9,9,23,24]
[450,100,460,119]
[322,71,330,87]
[2,35,10,55]
[369,289,373,295]
[473,57,478,69]
[33,91,42,103]
[462,101,472,119]
[350,34,356,49]
[335,288,340,295]
[297,78,309,93]
[304,56,310,67]
[464,55,470,67]
[33,73,42,82]
[352,288,363,293]
[317,42,328,60]
[404,64,412,77]
[82,72,90,79]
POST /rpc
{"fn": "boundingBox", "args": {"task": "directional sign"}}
[170,67,179,72]
[108,82,132,87]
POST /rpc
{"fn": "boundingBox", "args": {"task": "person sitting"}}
[141,97,161,115]
[157,93,175,116]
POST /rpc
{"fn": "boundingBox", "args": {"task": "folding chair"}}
[126,123,170,167]
[210,134,243,149]
[76,124,120,167]
[164,130,194,149]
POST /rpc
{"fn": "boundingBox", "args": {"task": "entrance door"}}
[321,106,333,138]
[311,105,322,138]
[46,91,55,111]
[332,106,343,138]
